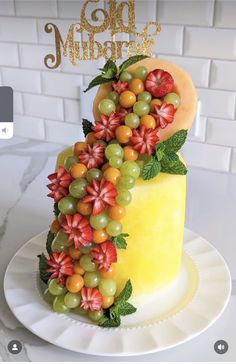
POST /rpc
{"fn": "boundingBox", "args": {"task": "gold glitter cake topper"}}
[44,0,161,69]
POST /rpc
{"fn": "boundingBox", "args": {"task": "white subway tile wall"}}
[0,0,235,174]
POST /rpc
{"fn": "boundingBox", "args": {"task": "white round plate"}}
[4,228,231,356]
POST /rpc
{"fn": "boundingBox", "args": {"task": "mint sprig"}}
[37,253,50,284]
[112,233,129,249]
[118,55,149,75]
[53,202,60,217]
[82,118,93,137]
[142,130,188,180]
[98,280,136,328]
[46,230,55,255]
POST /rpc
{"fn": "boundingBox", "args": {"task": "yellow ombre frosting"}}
[56,147,186,298]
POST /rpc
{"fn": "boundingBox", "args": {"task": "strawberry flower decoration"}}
[130,126,159,155]
[112,80,129,94]
[79,143,105,169]
[82,178,117,215]
[61,213,93,248]
[92,112,121,142]
[47,166,72,202]
[80,287,103,311]
[91,241,117,271]
[151,102,176,129]
[47,251,73,286]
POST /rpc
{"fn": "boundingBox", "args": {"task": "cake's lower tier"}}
[57,147,186,298]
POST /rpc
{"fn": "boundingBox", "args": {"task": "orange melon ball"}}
[123,146,139,161]
[73,262,85,275]
[69,247,81,260]
[100,264,116,279]
[93,229,109,244]
[102,296,114,309]
[50,219,61,234]
[66,274,84,293]
[102,162,110,172]
[108,205,126,220]
[70,163,87,179]
[119,90,136,108]
[129,78,145,95]
[150,98,162,112]
[86,132,96,146]
[140,115,156,129]
[115,125,132,144]
[73,141,87,156]
[103,167,121,185]
[77,201,93,216]
[58,213,66,225]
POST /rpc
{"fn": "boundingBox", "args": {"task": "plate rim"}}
[4,228,232,357]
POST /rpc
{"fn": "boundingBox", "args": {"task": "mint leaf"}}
[53,202,60,217]
[142,156,161,180]
[82,118,93,137]
[84,75,113,92]
[161,154,187,175]
[119,55,149,74]
[163,129,188,153]
[116,301,137,316]
[156,143,166,161]
[115,279,132,303]
[37,253,50,284]
[98,315,121,328]
[112,233,129,249]
[46,230,55,255]
[99,59,117,79]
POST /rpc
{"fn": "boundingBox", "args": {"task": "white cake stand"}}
[4,228,231,356]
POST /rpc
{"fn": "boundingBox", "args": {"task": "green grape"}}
[90,211,109,229]
[84,272,100,288]
[51,239,69,253]
[138,91,152,104]
[53,295,69,313]
[119,71,133,82]
[98,98,116,116]
[88,309,104,321]
[125,113,140,129]
[69,178,88,199]
[108,139,119,145]
[86,168,103,183]
[99,279,117,297]
[73,306,87,316]
[134,66,148,81]
[136,153,151,174]
[64,292,81,308]
[120,161,140,179]
[116,189,132,206]
[55,229,69,246]
[64,156,78,172]
[43,288,55,305]
[109,156,123,168]
[133,101,150,117]
[117,175,135,189]
[106,220,122,236]
[108,91,119,105]
[48,279,67,296]
[80,243,93,254]
[105,144,124,159]
[79,254,98,272]
[58,196,78,215]
[163,92,180,108]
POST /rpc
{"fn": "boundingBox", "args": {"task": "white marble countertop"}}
[0,137,235,362]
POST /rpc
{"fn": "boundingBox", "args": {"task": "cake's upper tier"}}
[93,58,198,142]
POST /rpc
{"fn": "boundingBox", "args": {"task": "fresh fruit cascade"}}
[38,55,188,328]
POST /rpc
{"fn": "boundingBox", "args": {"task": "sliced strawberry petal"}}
[145,69,174,98]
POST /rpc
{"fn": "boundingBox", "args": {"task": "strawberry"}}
[112,80,129,94]
[92,112,121,142]
[145,69,174,98]
[151,102,176,129]
[47,251,73,286]
[91,241,117,271]
[61,213,93,249]
[82,178,117,215]
[47,166,72,202]
[130,125,159,155]
[79,143,105,169]
[80,287,103,311]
